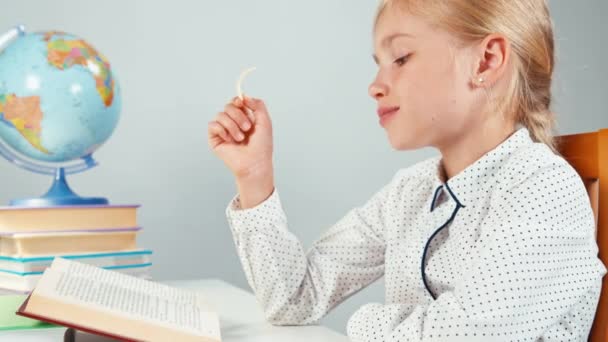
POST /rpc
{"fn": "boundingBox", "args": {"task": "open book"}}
[16,258,221,342]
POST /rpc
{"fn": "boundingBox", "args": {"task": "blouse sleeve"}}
[225,176,398,325]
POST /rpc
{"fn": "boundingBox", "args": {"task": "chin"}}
[388,136,423,151]
[387,130,429,151]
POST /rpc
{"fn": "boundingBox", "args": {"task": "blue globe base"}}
[9,168,108,207]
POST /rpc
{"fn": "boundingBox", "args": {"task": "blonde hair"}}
[375,0,557,151]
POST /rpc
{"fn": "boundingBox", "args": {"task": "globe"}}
[0,25,121,206]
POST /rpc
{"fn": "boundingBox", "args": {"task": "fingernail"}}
[243,122,251,130]
[237,132,244,141]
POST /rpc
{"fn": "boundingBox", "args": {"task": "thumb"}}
[244,96,271,125]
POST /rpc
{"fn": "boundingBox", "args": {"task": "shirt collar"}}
[433,126,534,207]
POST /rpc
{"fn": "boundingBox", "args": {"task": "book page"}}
[35,258,220,339]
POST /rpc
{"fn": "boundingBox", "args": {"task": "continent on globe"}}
[43,31,114,107]
[0,26,121,163]
[0,93,49,154]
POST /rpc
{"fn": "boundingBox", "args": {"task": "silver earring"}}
[476,77,485,85]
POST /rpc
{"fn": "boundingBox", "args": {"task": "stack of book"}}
[0,203,152,294]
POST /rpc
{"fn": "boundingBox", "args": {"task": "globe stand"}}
[10,168,108,207]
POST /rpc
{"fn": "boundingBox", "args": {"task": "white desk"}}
[0,279,349,341]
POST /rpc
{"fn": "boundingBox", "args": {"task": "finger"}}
[224,103,253,131]
[208,121,232,143]
[216,112,245,142]
[243,96,268,123]
[243,96,267,114]
[231,96,255,123]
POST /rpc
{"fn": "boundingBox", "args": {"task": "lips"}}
[377,106,399,127]
[377,106,400,118]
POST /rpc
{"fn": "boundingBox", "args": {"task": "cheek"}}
[396,67,454,123]
[412,61,469,121]
[388,60,473,149]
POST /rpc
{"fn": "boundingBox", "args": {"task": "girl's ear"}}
[471,33,511,88]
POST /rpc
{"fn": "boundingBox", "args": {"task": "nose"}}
[368,78,388,100]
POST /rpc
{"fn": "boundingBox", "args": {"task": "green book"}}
[0,295,55,330]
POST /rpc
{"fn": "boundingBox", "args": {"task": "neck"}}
[438,120,517,181]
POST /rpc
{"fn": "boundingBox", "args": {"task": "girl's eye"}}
[394,54,410,66]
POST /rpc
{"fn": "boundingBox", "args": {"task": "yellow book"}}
[17,258,221,342]
[0,228,140,256]
[0,205,138,232]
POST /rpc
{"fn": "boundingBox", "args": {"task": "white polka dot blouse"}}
[225,127,606,341]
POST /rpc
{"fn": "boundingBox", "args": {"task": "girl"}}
[207,0,606,340]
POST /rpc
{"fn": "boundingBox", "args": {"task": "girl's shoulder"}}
[496,141,580,191]
[381,137,584,207]
[386,141,583,200]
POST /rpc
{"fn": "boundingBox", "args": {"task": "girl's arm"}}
[225,178,396,325]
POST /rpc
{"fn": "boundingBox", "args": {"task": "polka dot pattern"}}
[225,127,606,341]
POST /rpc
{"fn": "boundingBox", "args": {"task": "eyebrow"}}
[372,32,415,64]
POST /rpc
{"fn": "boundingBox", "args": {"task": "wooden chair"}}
[556,129,608,341]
